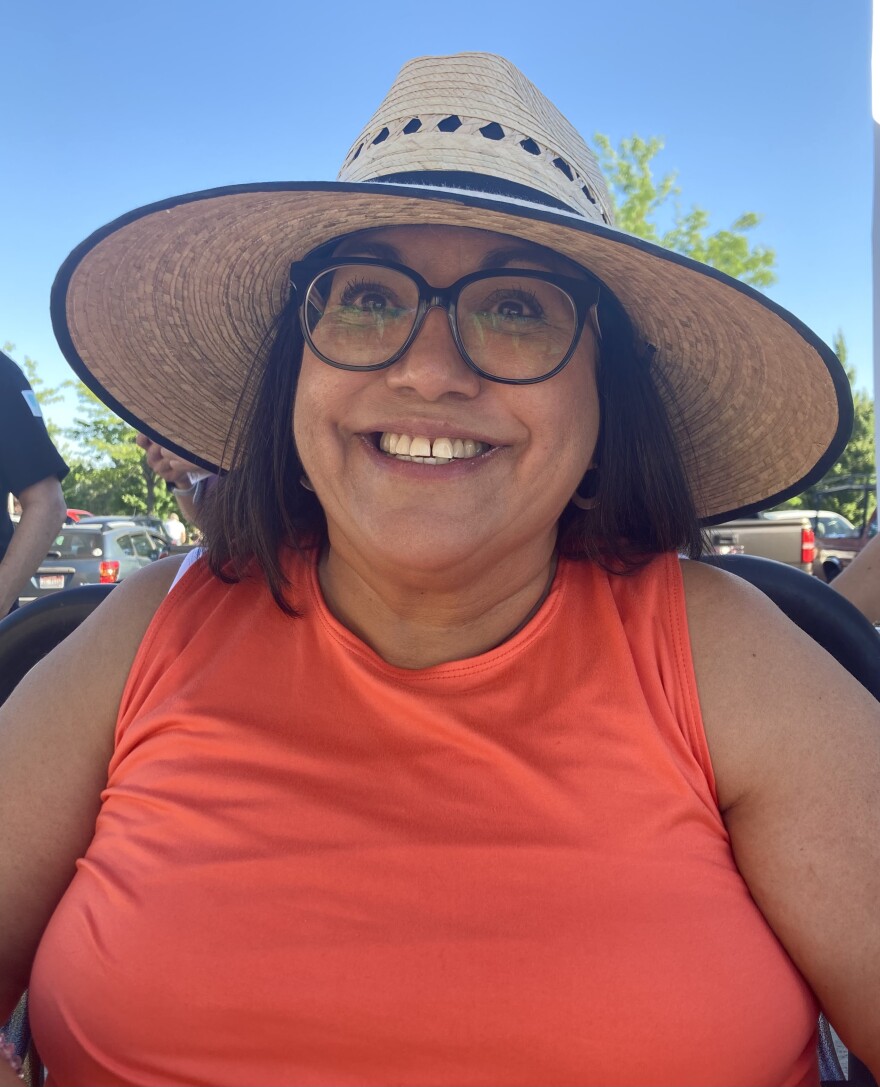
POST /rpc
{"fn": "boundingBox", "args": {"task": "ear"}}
[570,466,599,510]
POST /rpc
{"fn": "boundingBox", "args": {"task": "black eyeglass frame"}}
[289,257,602,386]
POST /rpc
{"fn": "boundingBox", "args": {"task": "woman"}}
[1,53,878,1086]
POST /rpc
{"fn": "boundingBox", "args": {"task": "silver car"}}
[20,521,169,604]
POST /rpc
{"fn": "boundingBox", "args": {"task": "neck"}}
[318,541,559,670]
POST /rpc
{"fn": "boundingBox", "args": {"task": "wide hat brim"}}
[51,180,852,525]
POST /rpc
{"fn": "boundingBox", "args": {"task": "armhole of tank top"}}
[664,554,719,804]
[169,546,204,592]
[113,548,208,748]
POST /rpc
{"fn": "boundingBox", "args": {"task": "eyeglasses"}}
[289,257,601,385]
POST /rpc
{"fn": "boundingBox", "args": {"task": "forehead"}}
[332,224,584,280]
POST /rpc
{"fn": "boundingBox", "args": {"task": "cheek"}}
[550,350,601,468]
[293,348,336,428]
[292,350,375,474]
[292,352,329,471]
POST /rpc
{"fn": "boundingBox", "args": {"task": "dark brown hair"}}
[200,274,704,614]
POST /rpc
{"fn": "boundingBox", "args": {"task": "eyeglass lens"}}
[304,264,579,380]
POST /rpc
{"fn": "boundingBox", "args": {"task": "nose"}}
[383,304,482,401]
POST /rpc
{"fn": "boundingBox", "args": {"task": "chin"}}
[358,520,488,579]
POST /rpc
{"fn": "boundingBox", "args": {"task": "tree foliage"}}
[593,134,777,287]
[594,139,876,526]
[773,333,876,529]
[5,345,177,520]
[62,384,176,518]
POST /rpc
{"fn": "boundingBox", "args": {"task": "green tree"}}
[593,141,876,526]
[593,134,777,287]
[3,346,177,520]
[62,384,177,519]
[774,332,876,528]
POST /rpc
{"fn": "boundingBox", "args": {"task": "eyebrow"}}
[478,245,562,272]
[334,241,400,261]
[333,239,576,275]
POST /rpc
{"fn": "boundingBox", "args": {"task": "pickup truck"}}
[813,507,877,579]
[711,515,815,574]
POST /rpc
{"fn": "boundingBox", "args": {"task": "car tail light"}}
[99,560,120,584]
[801,526,816,566]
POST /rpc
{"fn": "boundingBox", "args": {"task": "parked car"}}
[19,522,170,604]
[759,508,858,538]
[64,508,94,524]
[759,508,874,580]
[713,514,815,573]
[809,507,878,581]
[75,513,172,543]
[705,527,744,557]
[131,514,173,537]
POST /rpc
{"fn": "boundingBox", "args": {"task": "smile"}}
[377,432,491,464]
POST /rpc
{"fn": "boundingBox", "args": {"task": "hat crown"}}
[337,52,614,226]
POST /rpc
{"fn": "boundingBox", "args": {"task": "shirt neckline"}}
[304,554,570,686]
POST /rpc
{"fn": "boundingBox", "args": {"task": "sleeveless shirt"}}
[29,551,819,1086]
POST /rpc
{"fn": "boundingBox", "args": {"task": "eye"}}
[496,295,540,318]
[476,287,547,323]
[339,278,401,313]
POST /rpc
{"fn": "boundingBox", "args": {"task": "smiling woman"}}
[1,51,879,1087]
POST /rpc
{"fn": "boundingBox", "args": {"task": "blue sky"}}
[3,0,874,429]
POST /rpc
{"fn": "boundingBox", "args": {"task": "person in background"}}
[831,530,880,625]
[0,350,68,615]
[162,511,187,547]
[136,432,215,528]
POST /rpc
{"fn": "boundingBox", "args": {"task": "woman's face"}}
[293,225,600,577]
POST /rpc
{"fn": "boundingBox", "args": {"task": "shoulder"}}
[678,557,879,808]
[678,555,816,659]
[0,352,27,389]
[0,360,48,436]
[40,553,188,696]
[2,551,188,757]
[98,552,189,628]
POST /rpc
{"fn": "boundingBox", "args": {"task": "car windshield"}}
[817,514,858,537]
[48,531,103,558]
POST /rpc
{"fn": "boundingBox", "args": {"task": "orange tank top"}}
[29,551,819,1086]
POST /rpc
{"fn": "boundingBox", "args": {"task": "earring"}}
[300,474,315,493]
[570,467,599,510]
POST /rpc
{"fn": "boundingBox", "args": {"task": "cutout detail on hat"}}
[553,157,574,181]
[480,122,505,141]
[340,111,614,227]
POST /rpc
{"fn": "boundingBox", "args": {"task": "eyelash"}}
[339,278,397,306]
[481,288,546,318]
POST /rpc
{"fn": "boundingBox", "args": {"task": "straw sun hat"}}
[51,52,851,524]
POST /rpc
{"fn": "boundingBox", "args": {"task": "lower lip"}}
[357,435,501,476]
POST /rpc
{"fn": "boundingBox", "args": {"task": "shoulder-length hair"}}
[200,278,704,615]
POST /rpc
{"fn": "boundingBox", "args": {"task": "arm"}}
[681,561,880,1075]
[136,434,214,528]
[831,532,880,625]
[0,554,184,1022]
[0,476,67,615]
[169,480,205,527]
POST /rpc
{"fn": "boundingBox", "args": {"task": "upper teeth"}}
[379,433,488,463]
